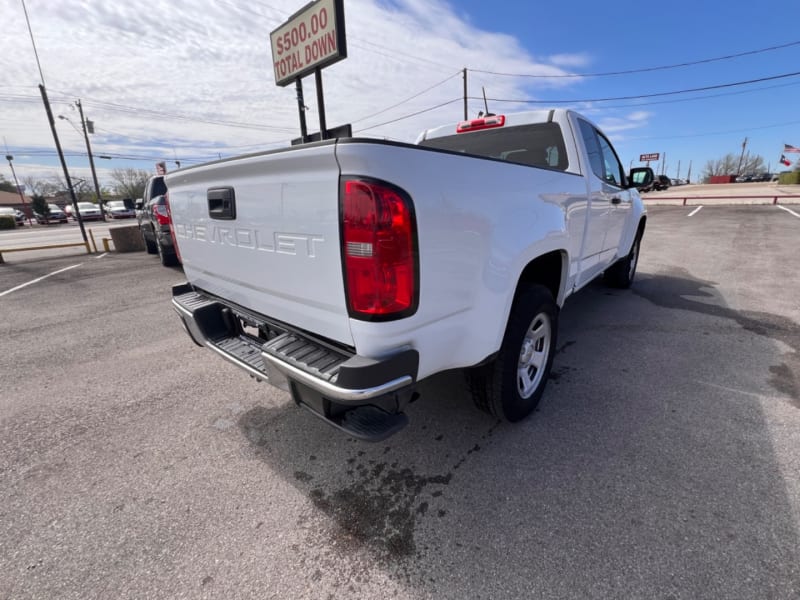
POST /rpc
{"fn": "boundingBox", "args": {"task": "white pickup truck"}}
[168,109,651,440]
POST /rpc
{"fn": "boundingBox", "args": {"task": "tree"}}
[30,194,49,217]
[702,152,766,180]
[21,176,56,197]
[110,168,150,200]
[0,174,17,193]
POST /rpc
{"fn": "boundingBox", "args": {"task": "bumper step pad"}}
[173,284,415,441]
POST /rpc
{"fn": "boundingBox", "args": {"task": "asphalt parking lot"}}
[1,205,799,599]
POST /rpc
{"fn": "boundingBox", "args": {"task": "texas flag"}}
[783,143,800,153]
[780,154,792,166]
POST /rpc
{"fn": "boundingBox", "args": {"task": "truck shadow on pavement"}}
[236,269,800,598]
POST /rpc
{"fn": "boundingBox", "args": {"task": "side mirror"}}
[135,199,144,210]
[629,167,654,190]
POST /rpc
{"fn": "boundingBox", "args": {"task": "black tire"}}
[143,231,157,254]
[157,237,179,267]
[604,233,641,289]
[466,284,558,422]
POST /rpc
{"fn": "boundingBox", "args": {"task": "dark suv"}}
[653,175,671,191]
[136,176,179,266]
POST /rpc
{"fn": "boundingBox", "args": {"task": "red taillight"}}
[164,192,182,264]
[341,178,417,319]
[153,202,171,225]
[456,114,506,133]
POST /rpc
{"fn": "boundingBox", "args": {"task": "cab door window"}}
[578,119,625,188]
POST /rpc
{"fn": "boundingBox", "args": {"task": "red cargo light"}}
[456,114,505,133]
[341,177,418,320]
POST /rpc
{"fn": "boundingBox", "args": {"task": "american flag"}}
[783,143,800,153]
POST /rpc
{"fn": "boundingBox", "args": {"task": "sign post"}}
[270,0,347,142]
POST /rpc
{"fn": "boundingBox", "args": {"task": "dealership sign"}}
[270,0,347,87]
[639,153,660,162]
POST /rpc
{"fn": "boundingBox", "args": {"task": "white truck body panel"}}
[169,144,354,345]
[167,108,646,382]
[334,141,588,378]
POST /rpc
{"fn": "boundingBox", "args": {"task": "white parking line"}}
[94,252,108,259]
[0,263,83,297]
[777,205,800,218]
[688,206,703,217]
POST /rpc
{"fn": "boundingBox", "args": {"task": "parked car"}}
[0,206,23,226]
[63,201,103,221]
[105,199,136,219]
[653,175,671,191]
[75,201,104,221]
[34,203,68,224]
[136,175,179,266]
[14,209,26,225]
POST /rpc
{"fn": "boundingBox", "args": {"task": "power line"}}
[354,99,462,133]
[351,71,462,125]
[579,79,800,111]
[480,70,800,105]
[44,92,297,134]
[625,118,800,141]
[469,40,800,78]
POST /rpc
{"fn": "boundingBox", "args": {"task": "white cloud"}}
[0,0,592,184]
[596,111,652,134]
[547,53,592,68]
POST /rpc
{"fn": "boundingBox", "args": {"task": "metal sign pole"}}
[295,79,308,142]
[315,69,327,140]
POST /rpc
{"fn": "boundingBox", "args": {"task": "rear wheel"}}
[157,236,178,267]
[143,229,157,254]
[466,285,558,422]
[604,234,641,289]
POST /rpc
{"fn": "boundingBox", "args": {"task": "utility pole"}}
[76,99,105,219]
[676,160,681,181]
[39,84,88,245]
[687,160,692,184]
[463,68,468,120]
[737,137,748,175]
[5,154,32,225]
[23,0,87,244]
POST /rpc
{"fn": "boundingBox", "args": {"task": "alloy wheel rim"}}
[517,312,552,399]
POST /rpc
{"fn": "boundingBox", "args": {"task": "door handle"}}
[611,197,622,205]
[208,187,236,220]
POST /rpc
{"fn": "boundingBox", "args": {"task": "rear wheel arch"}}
[514,250,567,308]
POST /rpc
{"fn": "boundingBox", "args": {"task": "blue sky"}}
[1,0,798,188]
[455,0,800,178]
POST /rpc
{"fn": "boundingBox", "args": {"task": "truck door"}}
[594,130,631,257]
[576,119,612,285]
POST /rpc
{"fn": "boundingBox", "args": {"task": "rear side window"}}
[419,122,568,171]
[151,177,167,198]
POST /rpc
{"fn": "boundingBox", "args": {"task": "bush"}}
[0,215,16,229]
[778,171,800,185]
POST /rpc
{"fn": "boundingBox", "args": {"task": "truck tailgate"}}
[166,143,352,346]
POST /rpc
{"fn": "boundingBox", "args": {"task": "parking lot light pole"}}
[5,154,32,225]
